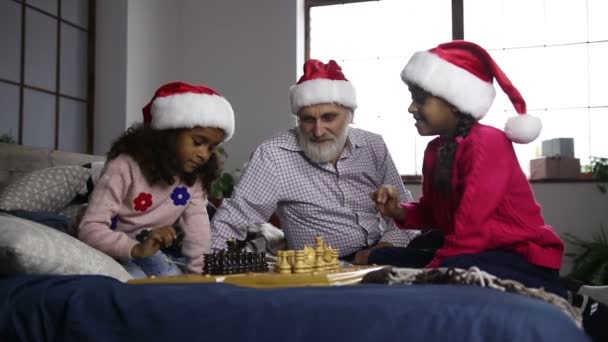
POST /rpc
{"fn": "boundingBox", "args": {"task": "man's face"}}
[297,103,352,163]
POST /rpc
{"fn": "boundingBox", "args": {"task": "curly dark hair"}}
[434,113,477,194]
[107,124,222,193]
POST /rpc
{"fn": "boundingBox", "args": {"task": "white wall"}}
[94,0,128,155]
[125,0,181,128]
[179,0,304,170]
[406,182,608,273]
[95,0,304,170]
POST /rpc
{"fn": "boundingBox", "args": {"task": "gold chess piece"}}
[293,250,311,273]
[277,250,292,274]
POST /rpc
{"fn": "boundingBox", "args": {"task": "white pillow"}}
[0,213,132,282]
[0,166,91,212]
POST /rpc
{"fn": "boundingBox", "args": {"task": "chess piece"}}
[314,237,326,271]
[293,250,311,274]
[331,249,340,270]
[277,251,292,274]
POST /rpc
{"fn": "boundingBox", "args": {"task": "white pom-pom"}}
[504,114,542,144]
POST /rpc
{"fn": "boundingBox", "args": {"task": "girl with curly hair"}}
[78,81,235,278]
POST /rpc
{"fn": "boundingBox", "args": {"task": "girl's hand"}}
[131,226,177,258]
[371,185,406,222]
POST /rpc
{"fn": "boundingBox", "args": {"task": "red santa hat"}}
[142,81,235,141]
[289,59,357,115]
[401,40,541,144]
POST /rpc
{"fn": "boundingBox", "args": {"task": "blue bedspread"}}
[0,275,590,342]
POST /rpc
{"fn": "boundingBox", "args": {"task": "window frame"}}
[0,0,96,153]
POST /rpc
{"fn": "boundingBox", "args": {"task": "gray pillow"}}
[0,213,132,282]
[0,166,91,212]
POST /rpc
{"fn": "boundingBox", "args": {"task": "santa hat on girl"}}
[289,59,357,115]
[142,81,235,141]
[401,40,541,144]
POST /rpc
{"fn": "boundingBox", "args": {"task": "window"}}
[464,0,608,173]
[308,0,608,175]
[0,0,95,153]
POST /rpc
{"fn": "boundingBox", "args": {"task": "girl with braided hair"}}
[371,41,566,296]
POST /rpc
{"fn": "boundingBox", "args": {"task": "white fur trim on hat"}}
[151,92,235,140]
[289,78,357,115]
[504,114,542,144]
[401,51,496,119]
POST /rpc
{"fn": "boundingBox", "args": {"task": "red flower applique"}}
[133,192,153,212]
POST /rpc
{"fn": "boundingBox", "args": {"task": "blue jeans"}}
[122,251,184,279]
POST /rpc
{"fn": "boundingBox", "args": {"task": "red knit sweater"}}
[398,124,564,270]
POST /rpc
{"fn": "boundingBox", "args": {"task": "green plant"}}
[564,156,608,285]
[565,227,608,285]
[0,133,16,144]
[590,156,608,193]
[208,147,245,200]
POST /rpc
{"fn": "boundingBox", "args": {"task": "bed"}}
[0,274,591,342]
[0,143,592,342]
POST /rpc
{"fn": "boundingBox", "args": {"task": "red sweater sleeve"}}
[396,143,436,230]
[428,130,514,267]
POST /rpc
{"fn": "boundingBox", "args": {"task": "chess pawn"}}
[277,251,292,274]
[315,236,325,249]
[293,250,310,274]
[285,250,295,268]
[331,249,340,270]
[314,247,326,272]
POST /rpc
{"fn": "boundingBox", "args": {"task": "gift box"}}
[529,156,580,180]
[541,138,575,158]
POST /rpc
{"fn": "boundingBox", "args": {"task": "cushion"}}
[0,166,91,212]
[0,213,132,282]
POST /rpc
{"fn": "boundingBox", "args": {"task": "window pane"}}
[0,83,20,141]
[541,44,588,109]
[589,42,608,107]
[588,0,608,41]
[464,0,506,49]
[309,2,380,61]
[22,89,55,149]
[0,1,22,82]
[309,0,451,174]
[60,23,88,99]
[465,0,545,48]
[545,0,587,45]
[536,108,590,163]
[490,47,549,110]
[25,8,57,91]
[62,0,89,28]
[590,108,608,159]
[58,98,87,153]
[27,0,58,16]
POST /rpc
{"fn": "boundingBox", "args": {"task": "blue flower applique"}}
[171,186,191,206]
[110,216,119,230]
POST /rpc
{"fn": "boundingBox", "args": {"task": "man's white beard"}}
[298,127,349,163]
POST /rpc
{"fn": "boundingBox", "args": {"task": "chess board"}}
[127,265,385,288]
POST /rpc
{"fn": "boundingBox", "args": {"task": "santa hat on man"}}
[289,59,357,115]
[401,40,541,144]
[142,81,235,141]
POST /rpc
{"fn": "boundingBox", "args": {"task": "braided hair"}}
[434,113,476,194]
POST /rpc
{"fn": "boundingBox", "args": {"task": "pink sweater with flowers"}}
[78,154,210,273]
[397,124,564,270]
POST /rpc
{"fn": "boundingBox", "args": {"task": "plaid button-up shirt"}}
[211,128,419,257]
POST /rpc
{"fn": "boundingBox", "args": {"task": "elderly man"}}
[211,59,419,264]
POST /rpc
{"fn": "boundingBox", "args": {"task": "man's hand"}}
[371,185,406,222]
[352,242,393,265]
[131,226,177,258]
